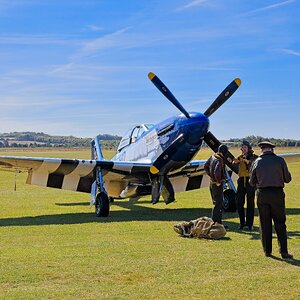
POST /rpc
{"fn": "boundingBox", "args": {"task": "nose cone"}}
[184,112,210,145]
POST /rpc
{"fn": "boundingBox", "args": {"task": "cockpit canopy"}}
[117,124,154,152]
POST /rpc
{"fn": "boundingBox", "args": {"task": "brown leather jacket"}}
[204,153,226,184]
[249,151,291,188]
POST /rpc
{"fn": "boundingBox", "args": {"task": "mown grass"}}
[0,148,299,299]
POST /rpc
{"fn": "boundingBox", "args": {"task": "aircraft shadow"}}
[1,201,300,230]
[0,206,213,227]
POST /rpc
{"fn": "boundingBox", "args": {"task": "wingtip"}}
[148,72,155,80]
[234,78,241,87]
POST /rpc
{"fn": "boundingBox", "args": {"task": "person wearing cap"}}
[249,141,293,259]
[233,140,258,230]
[204,144,228,225]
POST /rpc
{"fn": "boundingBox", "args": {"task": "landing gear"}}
[222,189,236,212]
[95,192,110,217]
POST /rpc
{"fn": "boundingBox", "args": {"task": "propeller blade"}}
[148,72,190,118]
[203,131,238,174]
[150,133,186,175]
[204,78,241,117]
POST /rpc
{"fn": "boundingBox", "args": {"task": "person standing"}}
[204,144,228,225]
[234,141,258,230]
[249,141,293,259]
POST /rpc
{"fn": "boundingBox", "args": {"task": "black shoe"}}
[281,253,293,259]
[265,253,272,257]
[247,226,254,231]
[239,225,244,230]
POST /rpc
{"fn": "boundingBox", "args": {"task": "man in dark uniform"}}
[204,144,228,225]
[233,140,258,230]
[249,141,293,259]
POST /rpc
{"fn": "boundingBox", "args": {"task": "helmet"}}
[241,140,251,148]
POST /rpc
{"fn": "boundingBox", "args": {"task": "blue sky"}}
[0,0,299,139]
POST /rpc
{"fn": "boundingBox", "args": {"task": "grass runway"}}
[0,148,299,299]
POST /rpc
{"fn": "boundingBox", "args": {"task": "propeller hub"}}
[179,112,209,145]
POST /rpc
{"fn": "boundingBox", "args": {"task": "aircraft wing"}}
[168,152,300,193]
[0,156,151,194]
[278,153,300,163]
[1,152,299,196]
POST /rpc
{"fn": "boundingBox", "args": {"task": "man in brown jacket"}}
[249,141,293,259]
[204,144,228,225]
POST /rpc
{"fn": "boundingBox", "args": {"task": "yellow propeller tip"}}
[234,78,241,87]
[148,72,156,80]
[150,165,159,174]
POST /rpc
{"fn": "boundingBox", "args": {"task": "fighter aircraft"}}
[1,73,299,217]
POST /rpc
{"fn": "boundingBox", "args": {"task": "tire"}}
[223,189,236,212]
[95,192,110,217]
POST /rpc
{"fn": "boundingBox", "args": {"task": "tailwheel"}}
[222,189,236,212]
[95,192,110,217]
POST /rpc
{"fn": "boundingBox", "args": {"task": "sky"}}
[0,0,299,139]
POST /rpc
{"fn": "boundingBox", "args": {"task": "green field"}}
[0,148,299,299]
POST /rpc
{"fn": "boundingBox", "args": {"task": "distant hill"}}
[0,132,121,149]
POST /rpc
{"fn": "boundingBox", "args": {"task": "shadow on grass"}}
[1,200,300,230]
[0,206,213,226]
[55,202,90,207]
[267,255,300,267]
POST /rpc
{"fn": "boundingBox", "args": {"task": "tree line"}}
[0,132,121,149]
[225,136,300,147]
[1,132,299,150]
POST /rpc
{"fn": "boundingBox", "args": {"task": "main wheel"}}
[223,189,236,212]
[95,192,110,217]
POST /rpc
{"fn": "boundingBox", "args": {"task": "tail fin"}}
[91,135,104,160]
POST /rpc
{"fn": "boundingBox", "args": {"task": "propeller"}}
[148,72,190,118]
[148,72,242,175]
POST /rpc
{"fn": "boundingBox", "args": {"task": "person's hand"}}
[243,159,250,164]
[233,158,239,164]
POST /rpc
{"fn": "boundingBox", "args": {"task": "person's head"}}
[218,144,228,156]
[241,140,251,154]
[258,141,276,153]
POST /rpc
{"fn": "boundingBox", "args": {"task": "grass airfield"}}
[0,148,299,299]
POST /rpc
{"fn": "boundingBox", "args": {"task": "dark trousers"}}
[257,187,288,255]
[237,177,255,227]
[209,183,223,224]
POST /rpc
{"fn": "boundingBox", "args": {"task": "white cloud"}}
[0,34,84,46]
[86,24,104,32]
[279,48,300,56]
[244,0,296,15]
[178,0,210,11]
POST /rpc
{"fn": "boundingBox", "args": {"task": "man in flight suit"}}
[249,141,293,259]
[204,144,228,225]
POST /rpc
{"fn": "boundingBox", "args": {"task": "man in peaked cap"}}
[249,141,293,259]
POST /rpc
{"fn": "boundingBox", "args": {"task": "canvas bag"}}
[174,217,226,240]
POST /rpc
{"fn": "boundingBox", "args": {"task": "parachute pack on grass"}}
[174,217,226,240]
